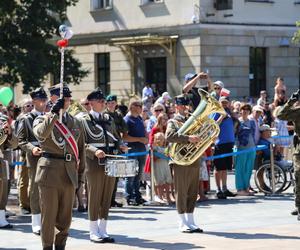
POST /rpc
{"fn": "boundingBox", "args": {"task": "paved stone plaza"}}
[1,174,299,250]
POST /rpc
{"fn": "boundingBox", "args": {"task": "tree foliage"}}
[292,21,300,44]
[0,0,89,93]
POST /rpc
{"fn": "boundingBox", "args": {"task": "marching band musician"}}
[0,114,17,229]
[81,88,126,243]
[165,94,203,233]
[17,87,48,235]
[105,94,128,208]
[33,84,85,250]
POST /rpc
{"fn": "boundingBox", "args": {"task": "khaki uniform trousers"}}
[0,164,8,210]
[86,165,116,221]
[28,165,40,214]
[293,154,300,208]
[173,165,199,214]
[17,164,30,210]
[38,183,75,248]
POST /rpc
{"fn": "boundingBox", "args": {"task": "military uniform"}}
[18,109,45,233]
[82,89,120,243]
[277,90,300,219]
[165,95,202,233]
[105,94,128,207]
[33,86,85,250]
[0,115,18,228]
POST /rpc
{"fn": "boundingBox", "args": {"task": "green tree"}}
[292,21,300,44]
[0,0,89,93]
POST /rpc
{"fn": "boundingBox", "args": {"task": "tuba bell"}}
[169,89,227,166]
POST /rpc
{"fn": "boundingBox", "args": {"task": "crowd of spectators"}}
[0,74,294,223]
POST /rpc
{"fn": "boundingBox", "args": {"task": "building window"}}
[96,53,110,95]
[249,47,266,97]
[214,0,233,10]
[145,57,167,95]
[91,0,112,11]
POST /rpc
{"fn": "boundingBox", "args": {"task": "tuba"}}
[169,89,227,166]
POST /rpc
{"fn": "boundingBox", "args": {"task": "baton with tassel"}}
[57,25,73,122]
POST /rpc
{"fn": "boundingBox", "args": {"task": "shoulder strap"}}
[54,121,79,163]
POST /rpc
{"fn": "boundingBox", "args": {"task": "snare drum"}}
[105,159,139,177]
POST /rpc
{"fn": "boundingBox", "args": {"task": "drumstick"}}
[106,154,127,158]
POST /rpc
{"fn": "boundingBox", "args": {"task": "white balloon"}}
[58,25,73,39]
[59,25,67,38]
[65,29,73,40]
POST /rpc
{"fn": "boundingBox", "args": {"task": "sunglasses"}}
[24,104,34,108]
[154,109,163,112]
[134,104,142,107]
[214,87,221,90]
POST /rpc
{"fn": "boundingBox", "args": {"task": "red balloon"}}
[57,39,68,48]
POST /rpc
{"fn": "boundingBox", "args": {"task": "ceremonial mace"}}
[57,25,73,122]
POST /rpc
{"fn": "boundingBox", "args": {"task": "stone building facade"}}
[13,0,300,102]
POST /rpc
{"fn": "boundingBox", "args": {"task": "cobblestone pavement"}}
[1,173,299,250]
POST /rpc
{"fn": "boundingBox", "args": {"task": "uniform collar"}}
[90,110,103,119]
[32,109,43,116]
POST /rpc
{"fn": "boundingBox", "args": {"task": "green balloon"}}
[0,87,13,106]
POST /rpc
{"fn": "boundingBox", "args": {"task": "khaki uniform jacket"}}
[277,98,300,154]
[81,112,120,170]
[33,112,85,188]
[165,113,200,167]
[17,111,41,168]
[0,130,18,180]
[104,109,128,137]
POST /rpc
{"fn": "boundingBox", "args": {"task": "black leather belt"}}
[41,153,73,162]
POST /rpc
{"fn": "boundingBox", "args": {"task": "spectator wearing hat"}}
[146,103,166,134]
[33,84,85,249]
[166,94,203,233]
[182,72,212,111]
[211,81,224,101]
[235,104,256,196]
[17,87,48,235]
[212,96,236,199]
[123,99,148,206]
[155,92,172,107]
[105,94,128,208]
[81,88,126,243]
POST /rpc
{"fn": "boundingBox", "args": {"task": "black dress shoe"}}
[181,228,193,233]
[20,207,31,215]
[90,238,105,243]
[127,199,138,206]
[33,230,41,236]
[291,209,298,216]
[103,237,115,243]
[191,228,204,233]
[223,190,236,197]
[0,223,13,229]
[136,198,147,205]
[216,191,227,199]
[111,201,123,208]
[77,205,86,213]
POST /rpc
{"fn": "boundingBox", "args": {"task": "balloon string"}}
[59,47,65,123]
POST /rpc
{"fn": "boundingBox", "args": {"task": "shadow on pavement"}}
[109,235,204,250]
[205,231,300,240]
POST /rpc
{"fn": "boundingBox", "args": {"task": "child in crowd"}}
[152,132,174,205]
